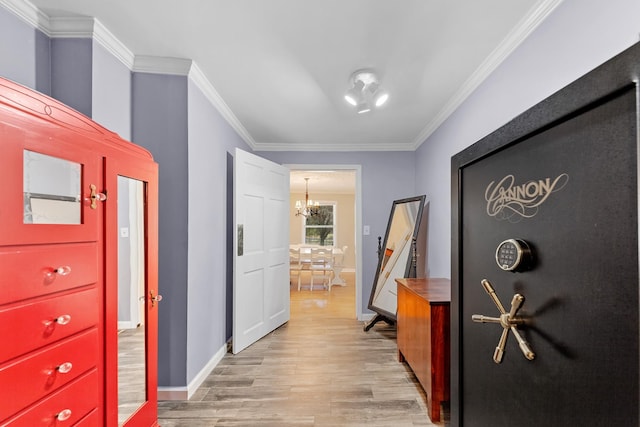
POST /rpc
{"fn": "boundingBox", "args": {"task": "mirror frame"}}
[105,157,159,427]
[367,195,427,321]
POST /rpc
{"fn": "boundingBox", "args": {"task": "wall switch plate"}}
[120,227,129,238]
[363,225,370,235]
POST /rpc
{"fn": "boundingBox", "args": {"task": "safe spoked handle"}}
[472,279,535,363]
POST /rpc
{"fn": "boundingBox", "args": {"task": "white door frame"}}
[285,164,363,319]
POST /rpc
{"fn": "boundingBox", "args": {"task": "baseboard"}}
[157,343,227,401]
[358,312,375,322]
[117,321,138,330]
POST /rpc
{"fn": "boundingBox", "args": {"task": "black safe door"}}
[456,87,638,426]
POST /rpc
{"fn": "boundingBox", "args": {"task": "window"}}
[304,203,335,246]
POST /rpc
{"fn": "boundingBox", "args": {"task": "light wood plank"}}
[158,273,449,426]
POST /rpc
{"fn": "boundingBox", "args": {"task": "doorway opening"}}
[287,165,362,319]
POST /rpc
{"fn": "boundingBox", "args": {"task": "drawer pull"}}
[43,314,72,328]
[56,409,72,421]
[57,362,73,374]
[54,266,72,276]
[44,265,72,283]
[55,315,72,325]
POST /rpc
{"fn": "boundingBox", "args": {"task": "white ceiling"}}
[290,170,356,194]
[20,0,561,153]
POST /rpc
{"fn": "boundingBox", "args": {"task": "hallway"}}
[158,273,444,426]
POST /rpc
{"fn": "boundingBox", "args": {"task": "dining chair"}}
[289,247,304,291]
[309,247,332,291]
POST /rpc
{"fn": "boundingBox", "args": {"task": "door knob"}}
[149,290,163,307]
[89,184,107,209]
[472,279,535,363]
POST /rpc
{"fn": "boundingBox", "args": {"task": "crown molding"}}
[48,15,135,69]
[0,0,136,69]
[188,63,256,148]
[0,0,49,31]
[252,141,415,152]
[92,19,135,69]
[411,0,565,150]
[133,55,192,76]
[47,15,94,37]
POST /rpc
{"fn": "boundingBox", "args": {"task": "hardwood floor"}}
[158,272,448,426]
[118,326,146,424]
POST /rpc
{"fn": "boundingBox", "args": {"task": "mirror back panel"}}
[368,195,427,320]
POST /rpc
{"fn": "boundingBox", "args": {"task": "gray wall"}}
[51,38,93,118]
[132,72,189,386]
[35,28,50,95]
[186,78,251,380]
[92,41,132,140]
[0,6,49,93]
[130,74,252,387]
[414,0,640,278]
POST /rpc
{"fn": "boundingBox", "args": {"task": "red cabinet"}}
[0,78,159,426]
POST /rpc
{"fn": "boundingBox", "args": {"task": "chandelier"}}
[295,178,319,217]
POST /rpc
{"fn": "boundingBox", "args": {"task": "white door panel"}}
[233,148,290,354]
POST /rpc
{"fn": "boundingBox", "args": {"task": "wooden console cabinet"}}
[396,278,450,423]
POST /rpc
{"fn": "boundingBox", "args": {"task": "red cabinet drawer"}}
[0,288,99,362]
[0,328,98,421]
[74,408,99,426]
[0,243,98,305]
[0,369,98,427]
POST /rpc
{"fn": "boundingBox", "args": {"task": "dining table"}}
[289,244,346,288]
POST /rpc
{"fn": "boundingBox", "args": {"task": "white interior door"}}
[233,148,290,354]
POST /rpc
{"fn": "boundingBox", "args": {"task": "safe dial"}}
[495,238,533,272]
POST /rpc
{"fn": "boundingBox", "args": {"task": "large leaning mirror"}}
[117,176,147,425]
[364,195,427,331]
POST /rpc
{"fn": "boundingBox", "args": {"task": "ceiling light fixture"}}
[295,178,319,217]
[344,79,364,106]
[374,92,389,107]
[344,69,389,113]
[357,103,371,114]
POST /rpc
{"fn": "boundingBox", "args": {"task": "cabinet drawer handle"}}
[44,314,72,328]
[55,315,72,325]
[44,266,72,283]
[56,409,72,421]
[54,266,72,276]
[57,362,73,374]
